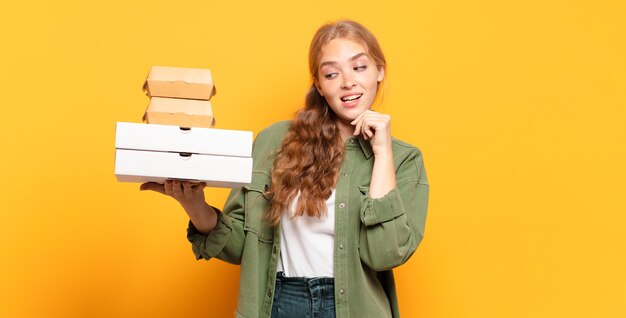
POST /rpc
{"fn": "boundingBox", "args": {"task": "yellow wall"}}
[1,0,624,317]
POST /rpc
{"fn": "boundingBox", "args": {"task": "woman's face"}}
[316,38,384,124]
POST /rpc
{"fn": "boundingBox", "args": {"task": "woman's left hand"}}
[351,110,392,156]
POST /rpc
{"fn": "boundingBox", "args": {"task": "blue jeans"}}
[271,272,336,318]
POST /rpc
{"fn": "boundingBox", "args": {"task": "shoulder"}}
[257,120,291,141]
[390,137,428,183]
[251,120,291,171]
[391,137,424,161]
[254,120,291,151]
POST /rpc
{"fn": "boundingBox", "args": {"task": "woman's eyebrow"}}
[349,52,367,61]
[320,52,367,68]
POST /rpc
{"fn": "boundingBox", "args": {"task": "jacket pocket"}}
[243,170,274,243]
[358,184,370,196]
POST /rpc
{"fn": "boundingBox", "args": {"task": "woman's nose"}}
[341,75,356,89]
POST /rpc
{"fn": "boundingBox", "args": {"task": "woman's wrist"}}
[183,201,211,217]
[186,203,218,234]
[369,147,397,198]
[372,140,393,157]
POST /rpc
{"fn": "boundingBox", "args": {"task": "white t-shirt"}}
[277,189,336,278]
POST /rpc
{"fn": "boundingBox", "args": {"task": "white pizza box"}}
[115,122,252,158]
[115,149,252,188]
[143,97,215,128]
[143,66,216,100]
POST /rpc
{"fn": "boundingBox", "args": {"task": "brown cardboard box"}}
[143,97,215,128]
[144,66,216,100]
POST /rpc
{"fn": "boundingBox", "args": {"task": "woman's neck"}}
[337,120,354,141]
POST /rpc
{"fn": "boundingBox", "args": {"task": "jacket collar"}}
[346,135,374,159]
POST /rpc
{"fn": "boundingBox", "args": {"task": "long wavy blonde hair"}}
[266,20,387,225]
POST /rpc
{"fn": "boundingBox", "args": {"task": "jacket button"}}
[339,244,344,250]
[273,245,278,254]
[338,203,345,208]
[268,288,272,296]
[339,288,345,295]
[343,173,349,177]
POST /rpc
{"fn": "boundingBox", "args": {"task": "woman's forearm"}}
[185,202,219,234]
[368,146,397,198]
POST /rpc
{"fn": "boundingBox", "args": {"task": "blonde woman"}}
[142,19,429,318]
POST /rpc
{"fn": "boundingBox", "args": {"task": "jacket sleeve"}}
[186,186,247,265]
[185,123,285,265]
[358,147,429,271]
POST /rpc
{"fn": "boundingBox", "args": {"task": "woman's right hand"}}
[141,180,206,212]
[140,180,217,234]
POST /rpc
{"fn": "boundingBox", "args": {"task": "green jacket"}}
[187,121,429,318]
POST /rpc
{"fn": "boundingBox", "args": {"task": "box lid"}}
[115,122,252,157]
[143,66,217,100]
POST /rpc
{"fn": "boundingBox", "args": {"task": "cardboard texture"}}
[143,97,215,128]
[115,149,253,188]
[144,66,216,100]
[115,122,253,158]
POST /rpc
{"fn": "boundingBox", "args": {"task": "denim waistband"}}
[275,271,334,286]
[272,272,336,317]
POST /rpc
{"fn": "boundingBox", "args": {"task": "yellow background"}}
[1,0,625,317]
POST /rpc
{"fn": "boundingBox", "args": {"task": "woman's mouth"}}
[340,94,363,102]
[340,94,363,107]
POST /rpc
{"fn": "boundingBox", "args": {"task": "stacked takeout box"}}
[114,66,253,188]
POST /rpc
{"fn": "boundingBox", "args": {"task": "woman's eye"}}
[354,65,367,71]
[324,73,338,79]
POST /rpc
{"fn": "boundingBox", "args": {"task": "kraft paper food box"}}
[143,66,216,100]
[143,97,215,128]
[114,122,253,188]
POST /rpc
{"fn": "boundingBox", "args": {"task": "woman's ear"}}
[377,66,385,82]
